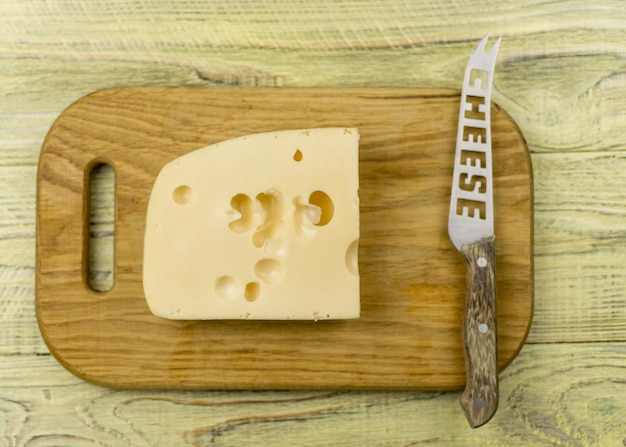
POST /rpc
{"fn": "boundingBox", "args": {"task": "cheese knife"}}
[448,35,501,428]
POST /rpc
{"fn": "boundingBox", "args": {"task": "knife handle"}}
[459,235,498,428]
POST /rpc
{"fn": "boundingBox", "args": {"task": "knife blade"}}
[448,34,501,428]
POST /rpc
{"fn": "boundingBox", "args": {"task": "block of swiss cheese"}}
[143,128,360,320]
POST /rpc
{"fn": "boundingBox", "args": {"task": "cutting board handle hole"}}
[86,162,115,293]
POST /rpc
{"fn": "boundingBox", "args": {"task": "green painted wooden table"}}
[1,1,625,444]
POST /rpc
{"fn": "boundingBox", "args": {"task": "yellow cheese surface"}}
[143,128,360,320]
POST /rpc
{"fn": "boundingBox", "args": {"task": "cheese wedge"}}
[143,128,360,320]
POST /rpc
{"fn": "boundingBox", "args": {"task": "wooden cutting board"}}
[36,87,533,390]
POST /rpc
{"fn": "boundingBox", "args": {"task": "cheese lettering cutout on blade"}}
[143,128,360,320]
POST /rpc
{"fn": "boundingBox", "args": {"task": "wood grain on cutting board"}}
[36,87,533,390]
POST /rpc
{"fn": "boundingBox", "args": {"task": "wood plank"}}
[1,342,625,446]
[36,87,532,390]
[1,4,625,160]
[530,152,626,342]
[2,1,624,53]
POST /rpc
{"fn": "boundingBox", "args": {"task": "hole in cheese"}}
[245,282,261,302]
[254,258,284,285]
[309,190,334,226]
[252,190,285,248]
[229,193,255,233]
[173,185,193,204]
[345,239,359,276]
[215,275,239,299]
[292,196,322,238]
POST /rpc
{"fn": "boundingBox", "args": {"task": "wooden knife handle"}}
[459,235,498,428]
